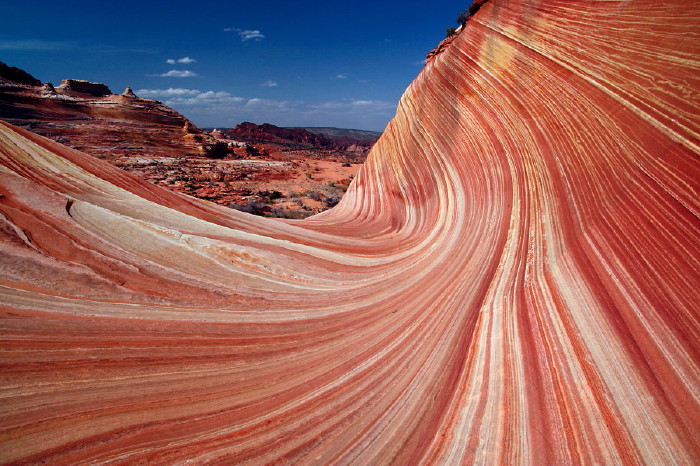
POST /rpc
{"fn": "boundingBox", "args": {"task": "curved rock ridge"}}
[1,0,699,463]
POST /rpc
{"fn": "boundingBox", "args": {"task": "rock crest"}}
[57,79,112,96]
[122,87,137,97]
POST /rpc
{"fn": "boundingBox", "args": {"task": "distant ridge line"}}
[288,126,382,142]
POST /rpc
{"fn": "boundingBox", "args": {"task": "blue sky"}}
[1,0,473,131]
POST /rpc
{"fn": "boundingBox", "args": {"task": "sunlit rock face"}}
[1,0,698,463]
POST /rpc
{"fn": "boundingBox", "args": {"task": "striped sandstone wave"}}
[0,0,698,463]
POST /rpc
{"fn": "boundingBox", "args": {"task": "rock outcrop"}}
[0,0,698,463]
[57,79,112,96]
[40,82,57,96]
[121,86,136,97]
[0,61,41,86]
[0,72,216,161]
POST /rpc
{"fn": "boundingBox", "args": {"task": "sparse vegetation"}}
[203,142,229,159]
[258,190,283,201]
[447,2,488,35]
[245,144,260,157]
[456,9,470,26]
[230,200,269,216]
[270,207,313,219]
[307,191,323,202]
[324,196,340,208]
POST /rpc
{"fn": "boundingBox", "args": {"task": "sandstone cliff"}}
[0,0,698,463]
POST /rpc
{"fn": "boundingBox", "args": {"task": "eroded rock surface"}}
[0,0,698,463]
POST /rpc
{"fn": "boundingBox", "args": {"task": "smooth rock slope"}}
[1,0,698,463]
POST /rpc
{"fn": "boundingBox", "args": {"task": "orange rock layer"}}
[1,0,698,463]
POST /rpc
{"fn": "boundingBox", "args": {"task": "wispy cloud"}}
[166,56,196,64]
[136,88,394,130]
[136,88,201,97]
[260,80,278,87]
[0,39,156,54]
[152,70,199,78]
[223,28,233,32]
[137,88,244,105]
[334,73,348,80]
[238,29,265,42]
[0,39,76,51]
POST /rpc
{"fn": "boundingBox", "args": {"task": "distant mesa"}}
[57,79,112,97]
[227,122,379,154]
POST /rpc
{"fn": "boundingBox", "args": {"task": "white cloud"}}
[311,100,395,112]
[238,29,265,42]
[137,88,393,131]
[223,28,233,32]
[350,100,395,110]
[334,73,348,80]
[166,57,196,64]
[260,80,278,87]
[136,88,201,97]
[138,88,246,106]
[154,70,199,77]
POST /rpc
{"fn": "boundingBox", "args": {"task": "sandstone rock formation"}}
[0,73,217,161]
[57,78,112,96]
[0,0,698,463]
[122,86,137,97]
[0,61,41,86]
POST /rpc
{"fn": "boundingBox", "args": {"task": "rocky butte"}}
[0,0,698,463]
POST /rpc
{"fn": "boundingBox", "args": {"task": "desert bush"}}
[245,144,261,157]
[307,191,323,202]
[258,190,283,201]
[230,200,269,216]
[270,207,313,219]
[324,196,340,208]
[456,9,470,25]
[446,26,457,37]
[204,142,228,159]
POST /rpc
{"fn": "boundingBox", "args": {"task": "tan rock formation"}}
[121,86,137,97]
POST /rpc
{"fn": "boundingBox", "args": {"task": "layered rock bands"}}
[0,0,698,463]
